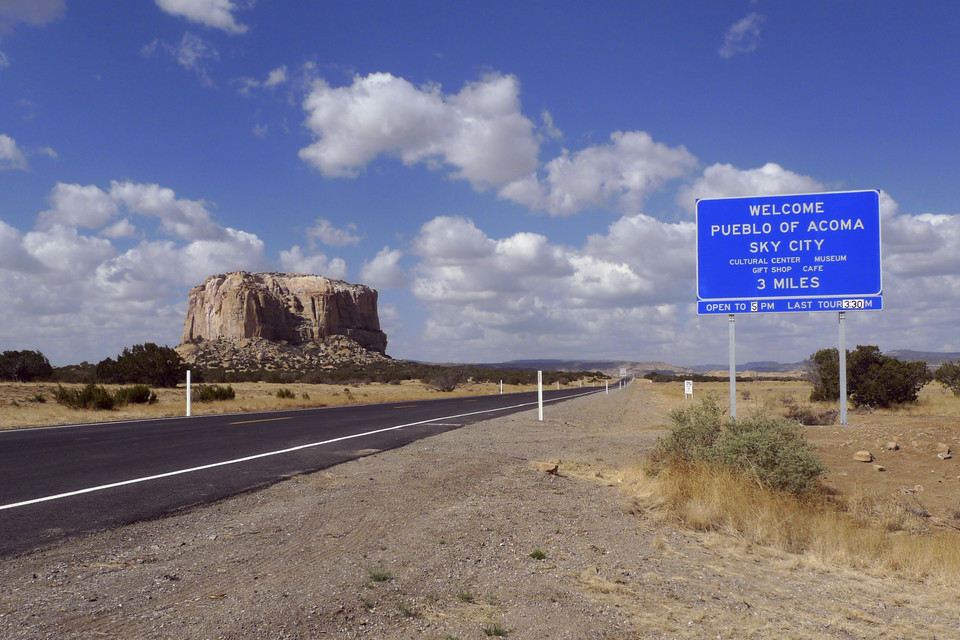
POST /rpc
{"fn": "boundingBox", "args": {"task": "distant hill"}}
[884,350,960,368]
[477,351,960,377]
[480,359,803,377]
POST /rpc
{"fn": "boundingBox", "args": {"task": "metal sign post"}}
[839,312,847,425]
[729,314,736,419]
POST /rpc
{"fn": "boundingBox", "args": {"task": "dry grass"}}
[0,379,548,430]
[568,379,960,587]
[630,460,960,584]
[676,378,960,421]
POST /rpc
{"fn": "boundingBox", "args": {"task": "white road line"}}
[0,389,600,511]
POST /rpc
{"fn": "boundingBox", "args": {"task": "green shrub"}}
[712,414,826,495]
[655,395,725,460]
[192,384,235,402]
[653,396,825,496]
[276,387,295,399]
[114,384,158,405]
[97,343,186,388]
[54,383,116,410]
[0,350,53,382]
[807,345,932,407]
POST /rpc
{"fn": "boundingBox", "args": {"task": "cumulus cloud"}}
[359,247,408,290]
[0,133,27,170]
[299,72,540,190]
[677,162,825,215]
[0,0,64,31]
[154,0,250,34]
[38,183,118,229]
[299,71,697,217]
[307,218,363,247]
[0,181,268,362]
[505,131,697,216]
[719,12,765,59]
[278,246,347,279]
[406,214,698,360]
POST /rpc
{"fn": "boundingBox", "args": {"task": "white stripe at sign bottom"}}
[0,390,601,512]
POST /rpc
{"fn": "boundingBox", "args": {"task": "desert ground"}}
[1,379,959,639]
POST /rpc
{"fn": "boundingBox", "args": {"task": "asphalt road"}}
[0,386,605,557]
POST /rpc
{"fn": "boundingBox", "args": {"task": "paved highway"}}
[0,386,605,557]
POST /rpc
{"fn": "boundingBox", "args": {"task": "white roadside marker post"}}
[186,370,192,417]
[537,371,543,421]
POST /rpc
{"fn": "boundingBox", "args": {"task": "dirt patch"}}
[2,384,959,639]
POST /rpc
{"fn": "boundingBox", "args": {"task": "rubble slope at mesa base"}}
[176,335,388,375]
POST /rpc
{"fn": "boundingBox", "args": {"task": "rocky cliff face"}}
[180,271,387,355]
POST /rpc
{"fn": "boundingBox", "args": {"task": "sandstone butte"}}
[179,271,387,355]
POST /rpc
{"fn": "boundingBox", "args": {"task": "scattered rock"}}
[884,441,899,451]
[938,452,953,460]
[873,464,886,472]
[853,450,874,463]
[937,442,951,455]
[176,334,388,374]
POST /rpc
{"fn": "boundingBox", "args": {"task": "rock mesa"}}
[180,271,387,355]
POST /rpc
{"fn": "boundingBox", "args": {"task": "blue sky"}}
[1,0,959,366]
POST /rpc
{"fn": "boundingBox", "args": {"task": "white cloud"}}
[38,183,118,229]
[299,72,540,190]
[100,218,137,239]
[144,33,220,85]
[278,245,348,279]
[264,65,287,87]
[406,214,699,361]
[307,218,363,247]
[359,247,408,290]
[108,180,226,241]
[677,162,825,215]
[0,0,64,30]
[506,131,697,216]
[299,71,698,217]
[154,0,250,34]
[0,133,27,170]
[0,181,269,363]
[719,12,765,59]
[235,65,288,95]
[0,51,9,69]
[172,32,219,84]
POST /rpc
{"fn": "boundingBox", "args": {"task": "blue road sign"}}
[696,190,882,315]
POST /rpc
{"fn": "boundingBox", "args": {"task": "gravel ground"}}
[2,384,959,639]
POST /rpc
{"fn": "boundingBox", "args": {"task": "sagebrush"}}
[652,395,825,495]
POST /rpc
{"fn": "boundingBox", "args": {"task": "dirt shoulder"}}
[2,384,958,639]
